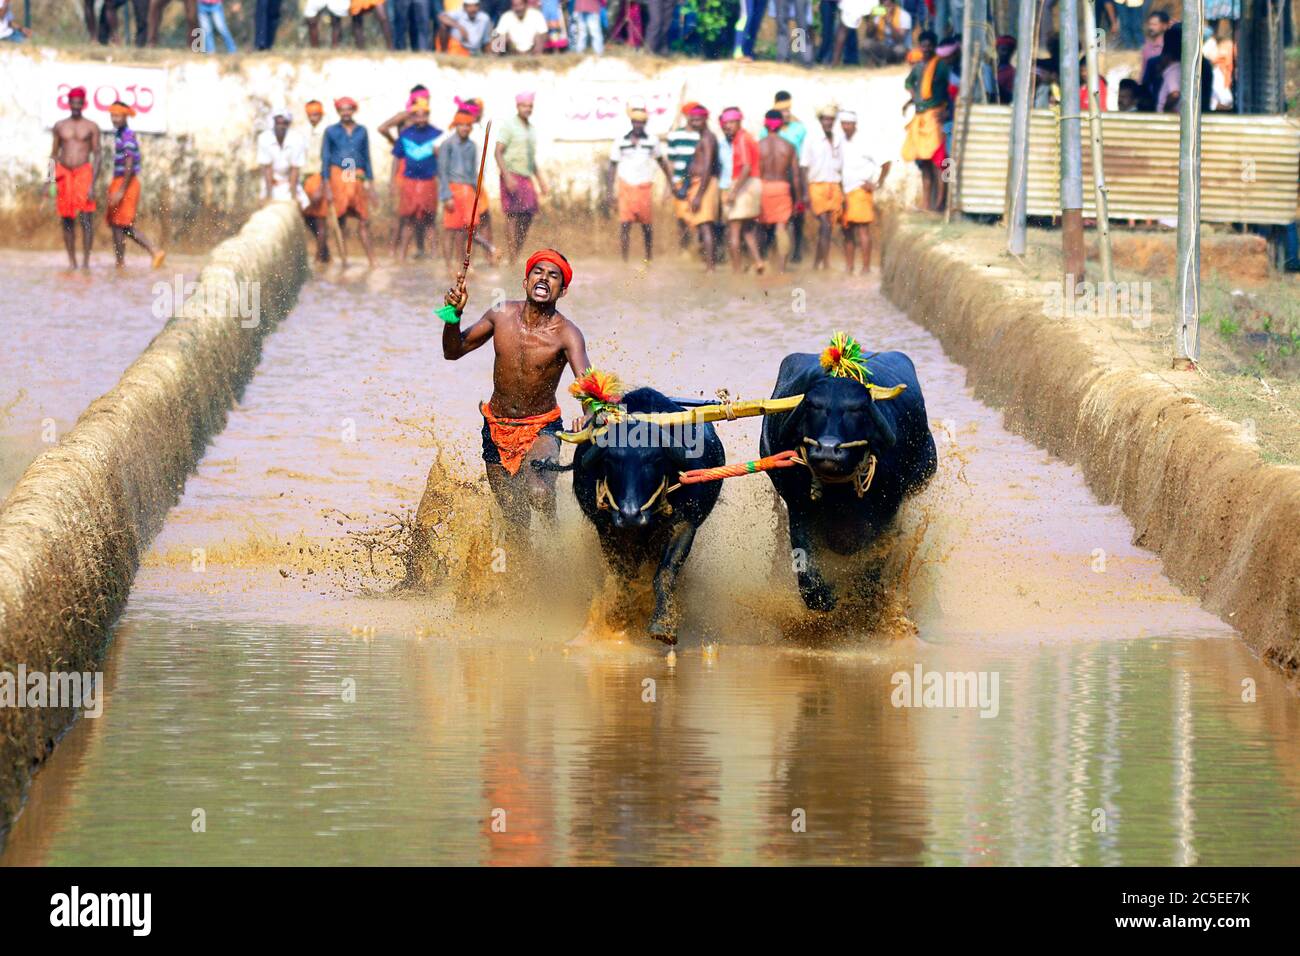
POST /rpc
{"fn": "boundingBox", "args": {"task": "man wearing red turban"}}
[438,247,590,548]
[51,85,100,269]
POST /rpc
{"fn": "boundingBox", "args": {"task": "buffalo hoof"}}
[798,576,837,612]
[647,617,679,646]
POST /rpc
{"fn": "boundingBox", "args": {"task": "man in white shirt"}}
[839,110,889,275]
[257,107,308,207]
[492,0,546,54]
[607,103,674,262]
[798,103,843,270]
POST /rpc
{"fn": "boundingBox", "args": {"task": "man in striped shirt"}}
[607,104,674,262]
[106,101,164,269]
[665,103,702,253]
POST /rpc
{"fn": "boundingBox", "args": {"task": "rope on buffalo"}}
[677,450,801,485]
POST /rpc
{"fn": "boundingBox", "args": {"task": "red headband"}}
[68,86,87,100]
[525,249,572,288]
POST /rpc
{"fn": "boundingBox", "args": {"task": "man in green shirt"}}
[495,91,548,262]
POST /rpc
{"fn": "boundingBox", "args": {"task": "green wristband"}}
[436,304,461,324]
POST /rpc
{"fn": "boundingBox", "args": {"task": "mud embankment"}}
[0,201,309,839]
[882,215,1300,671]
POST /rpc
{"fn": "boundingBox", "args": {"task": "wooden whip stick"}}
[454,120,492,296]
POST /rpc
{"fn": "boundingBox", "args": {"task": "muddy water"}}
[4,256,1300,865]
[0,251,203,498]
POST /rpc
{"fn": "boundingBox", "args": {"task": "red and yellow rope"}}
[678,449,800,485]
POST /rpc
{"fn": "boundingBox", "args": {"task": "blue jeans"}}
[740,0,763,56]
[1116,4,1145,49]
[254,0,282,50]
[572,11,604,53]
[199,3,237,52]
[775,0,812,64]
[392,0,434,50]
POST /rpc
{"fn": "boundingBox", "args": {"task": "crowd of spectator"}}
[65,0,1252,78]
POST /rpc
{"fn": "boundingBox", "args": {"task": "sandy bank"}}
[882,214,1300,673]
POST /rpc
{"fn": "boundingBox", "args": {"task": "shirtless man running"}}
[757,109,801,273]
[441,248,591,543]
[51,87,100,269]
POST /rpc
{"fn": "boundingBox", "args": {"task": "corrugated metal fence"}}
[960,105,1300,225]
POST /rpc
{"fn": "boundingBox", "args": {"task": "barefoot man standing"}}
[51,86,99,269]
[440,249,591,547]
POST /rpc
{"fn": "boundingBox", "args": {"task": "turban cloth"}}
[525,249,573,288]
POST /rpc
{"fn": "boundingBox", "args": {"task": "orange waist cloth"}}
[107,175,141,227]
[616,179,653,224]
[901,107,944,163]
[758,179,793,224]
[55,163,96,218]
[480,402,562,475]
[303,172,328,217]
[444,181,487,230]
[398,175,439,218]
[329,167,368,219]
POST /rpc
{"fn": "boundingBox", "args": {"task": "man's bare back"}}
[759,134,796,183]
[53,116,99,169]
[688,128,718,181]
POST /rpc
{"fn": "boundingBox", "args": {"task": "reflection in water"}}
[3,259,1299,865]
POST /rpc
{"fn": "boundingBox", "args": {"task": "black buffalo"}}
[564,388,726,644]
[760,350,937,611]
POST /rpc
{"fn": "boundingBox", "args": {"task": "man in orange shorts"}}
[105,101,164,269]
[440,249,592,543]
[322,96,377,266]
[392,97,441,260]
[607,102,673,263]
[799,103,844,270]
[681,104,721,270]
[50,86,99,269]
[438,107,497,272]
[839,110,890,275]
[301,100,332,263]
[756,109,800,273]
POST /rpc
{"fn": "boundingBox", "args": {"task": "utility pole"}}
[1174,9,1204,369]
[1006,0,1036,254]
[949,0,983,224]
[1083,0,1114,285]
[1058,0,1085,283]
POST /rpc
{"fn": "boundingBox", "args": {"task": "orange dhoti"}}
[758,180,794,225]
[398,175,439,219]
[443,181,487,230]
[55,163,96,219]
[303,173,328,217]
[480,403,564,476]
[617,179,653,225]
[106,176,141,228]
[902,106,946,164]
[329,167,368,219]
[350,0,383,11]
[842,186,876,225]
[808,181,844,217]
